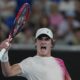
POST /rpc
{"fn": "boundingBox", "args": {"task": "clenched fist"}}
[0,38,12,50]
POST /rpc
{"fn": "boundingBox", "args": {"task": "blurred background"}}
[0,0,80,80]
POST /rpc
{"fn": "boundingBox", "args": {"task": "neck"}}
[37,52,51,57]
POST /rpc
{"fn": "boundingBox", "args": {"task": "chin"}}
[38,49,49,56]
[39,52,48,57]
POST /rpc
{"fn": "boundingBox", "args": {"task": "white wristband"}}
[0,49,6,60]
[1,51,9,62]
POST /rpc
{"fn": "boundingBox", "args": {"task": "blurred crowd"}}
[0,0,80,46]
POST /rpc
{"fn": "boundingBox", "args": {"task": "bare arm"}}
[1,62,22,77]
[0,38,22,77]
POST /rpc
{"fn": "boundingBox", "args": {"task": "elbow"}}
[2,73,10,77]
[2,71,8,77]
[6,72,15,77]
[2,73,8,77]
[2,71,14,77]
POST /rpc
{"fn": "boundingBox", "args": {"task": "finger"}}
[5,42,10,47]
[8,35,13,42]
[9,38,13,42]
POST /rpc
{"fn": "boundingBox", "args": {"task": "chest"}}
[28,59,64,80]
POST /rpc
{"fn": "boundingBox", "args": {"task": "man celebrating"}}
[0,28,71,80]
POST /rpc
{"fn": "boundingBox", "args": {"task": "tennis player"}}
[0,28,71,80]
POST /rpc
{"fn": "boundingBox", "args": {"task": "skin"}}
[0,36,71,80]
[0,37,22,77]
[1,36,53,76]
[35,37,52,57]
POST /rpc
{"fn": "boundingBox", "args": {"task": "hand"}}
[0,37,12,50]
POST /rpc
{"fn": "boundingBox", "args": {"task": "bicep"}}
[8,64,22,77]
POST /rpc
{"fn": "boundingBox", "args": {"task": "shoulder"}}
[54,57,67,73]
[19,57,34,64]
[54,57,65,67]
[55,57,64,62]
[18,57,34,70]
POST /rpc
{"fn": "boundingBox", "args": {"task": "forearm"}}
[0,51,12,76]
[0,51,22,77]
[0,39,22,76]
[1,62,12,76]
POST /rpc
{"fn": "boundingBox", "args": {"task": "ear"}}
[53,39,56,43]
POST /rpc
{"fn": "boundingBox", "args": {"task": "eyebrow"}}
[38,37,50,40]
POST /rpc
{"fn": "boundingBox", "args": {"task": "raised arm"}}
[0,39,22,77]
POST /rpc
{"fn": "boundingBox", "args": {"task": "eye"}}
[37,37,50,41]
[37,37,43,40]
[45,37,50,41]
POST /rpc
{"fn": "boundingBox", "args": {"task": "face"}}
[35,35,52,57]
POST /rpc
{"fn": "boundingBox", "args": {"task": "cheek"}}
[47,41,52,48]
[35,41,40,48]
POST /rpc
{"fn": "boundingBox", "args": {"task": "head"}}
[35,28,54,57]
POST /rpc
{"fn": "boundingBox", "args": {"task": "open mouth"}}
[41,46,46,49]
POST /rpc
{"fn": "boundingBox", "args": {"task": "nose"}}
[40,39,46,44]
